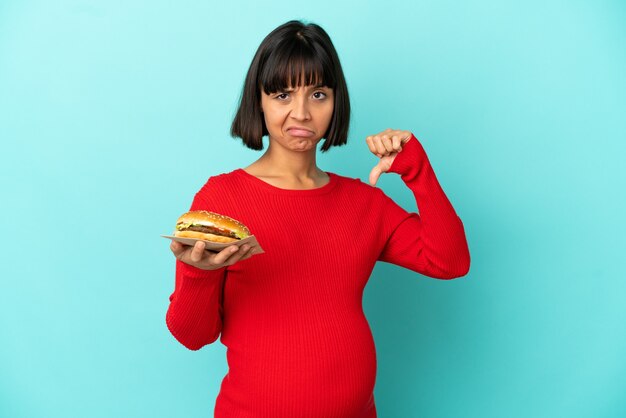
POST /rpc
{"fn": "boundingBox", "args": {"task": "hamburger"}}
[173,210,251,243]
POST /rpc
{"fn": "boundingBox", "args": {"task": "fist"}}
[365,128,412,186]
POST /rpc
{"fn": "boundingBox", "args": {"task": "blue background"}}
[1,1,625,417]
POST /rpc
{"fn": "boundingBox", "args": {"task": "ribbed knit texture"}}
[165,134,470,418]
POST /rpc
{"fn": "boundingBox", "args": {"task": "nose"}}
[290,95,311,120]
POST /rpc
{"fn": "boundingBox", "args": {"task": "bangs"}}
[231,20,350,152]
[259,40,336,94]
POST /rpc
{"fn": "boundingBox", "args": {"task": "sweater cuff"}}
[177,259,226,280]
[170,260,226,307]
[387,133,428,181]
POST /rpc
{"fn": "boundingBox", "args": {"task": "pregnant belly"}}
[216,315,378,418]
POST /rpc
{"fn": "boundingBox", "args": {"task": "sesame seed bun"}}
[173,210,251,243]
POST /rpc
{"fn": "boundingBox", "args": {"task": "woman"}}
[166,19,470,418]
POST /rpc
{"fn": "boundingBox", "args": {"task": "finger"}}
[380,135,395,153]
[210,244,239,265]
[190,240,207,263]
[391,135,402,151]
[171,240,192,259]
[366,136,385,158]
[369,163,384,187]
[241,248,256,260]
[170,240,183,256]
[224,244,251,265]
[365,136,379,155]
[382,129,411,145]
[373,136,388,156]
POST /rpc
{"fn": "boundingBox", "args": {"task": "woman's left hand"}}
[366,128,413,186]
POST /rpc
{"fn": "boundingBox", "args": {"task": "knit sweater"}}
[165,134,470,418]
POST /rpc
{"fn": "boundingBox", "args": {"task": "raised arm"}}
[376,134,471,279]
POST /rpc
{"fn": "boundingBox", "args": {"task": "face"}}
[260,82,334,152]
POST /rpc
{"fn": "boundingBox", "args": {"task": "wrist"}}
[388,133,425,175]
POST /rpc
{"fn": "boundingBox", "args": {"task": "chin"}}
[292,139,318,150]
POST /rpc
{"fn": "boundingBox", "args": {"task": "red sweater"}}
[165,134,470,418]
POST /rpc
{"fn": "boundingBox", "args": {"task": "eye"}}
[275,93,289,100]
[313,91,327,99]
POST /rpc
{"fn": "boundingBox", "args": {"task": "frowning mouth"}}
[287,128,315,137]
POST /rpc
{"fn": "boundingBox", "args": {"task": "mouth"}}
[287,128,315,138]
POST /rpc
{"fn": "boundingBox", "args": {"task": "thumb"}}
[369,162,384,187]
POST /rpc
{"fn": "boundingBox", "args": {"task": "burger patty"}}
[182,224,240,239]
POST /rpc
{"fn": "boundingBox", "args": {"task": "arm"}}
[377,134,471,279]
[165,184,226,350]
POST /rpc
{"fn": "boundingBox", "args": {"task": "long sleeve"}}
[165,181,227,350]
[164,165,471,416]
[376,134,471,279]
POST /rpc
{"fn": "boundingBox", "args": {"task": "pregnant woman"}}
[166,19,470,418]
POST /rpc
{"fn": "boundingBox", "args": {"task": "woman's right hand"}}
[170,240,255,270]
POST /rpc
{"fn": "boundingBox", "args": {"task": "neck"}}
[256,140,324,180]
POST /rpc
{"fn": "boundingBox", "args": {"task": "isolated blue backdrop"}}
[1,1,625,417]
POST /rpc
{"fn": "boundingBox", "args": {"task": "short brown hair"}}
[230,20,351,152]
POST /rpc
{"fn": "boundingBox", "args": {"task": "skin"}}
[247,80,413,189]
[366,128,414,186]
[243,81,335,189]
[170,239,254,271]
[170,80,334,270]
[170,76,415,270]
